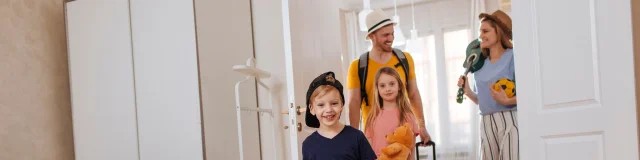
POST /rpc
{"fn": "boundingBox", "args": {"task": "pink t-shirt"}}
[364,107,420,158]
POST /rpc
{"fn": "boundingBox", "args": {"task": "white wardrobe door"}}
[128,0,204,160]
[65,0,140,160]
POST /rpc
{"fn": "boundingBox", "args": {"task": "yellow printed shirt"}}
[346,52,417,127]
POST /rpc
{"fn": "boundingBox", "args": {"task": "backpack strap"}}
[358,52,370,106]
[392,48,410,91]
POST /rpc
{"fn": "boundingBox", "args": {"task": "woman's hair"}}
[308,85,341,106]
[481,18,513,57]
[365,67,417,133]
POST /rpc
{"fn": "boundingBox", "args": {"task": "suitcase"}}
[415,141,436,160]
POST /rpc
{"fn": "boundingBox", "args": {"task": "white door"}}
[128,0,204,159]
[512,0,639,159]
[282,0,345,159]
[65,0,140,159]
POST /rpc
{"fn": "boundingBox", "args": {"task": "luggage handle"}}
[415,141,436,160]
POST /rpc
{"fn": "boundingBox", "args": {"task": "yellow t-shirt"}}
[346,52,417,127]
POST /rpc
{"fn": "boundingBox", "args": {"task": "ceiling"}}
[343,0,438,11]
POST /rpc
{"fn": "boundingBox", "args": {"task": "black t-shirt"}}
[302,125,377,160]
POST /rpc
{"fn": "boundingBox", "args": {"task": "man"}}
[347,9,431,144]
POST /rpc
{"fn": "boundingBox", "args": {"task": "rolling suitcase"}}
[415,141,436,160]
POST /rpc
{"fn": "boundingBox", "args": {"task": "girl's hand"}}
[457,76,471,93]
[490,85,509,105]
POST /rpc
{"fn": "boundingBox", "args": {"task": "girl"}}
[302,71,376,160]
[458,10,519,160]
[364,67,420,160]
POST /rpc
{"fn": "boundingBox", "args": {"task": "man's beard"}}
[376,41,393,52]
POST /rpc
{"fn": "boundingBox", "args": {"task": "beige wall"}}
[0,0,75,159]
[633,0,640,153]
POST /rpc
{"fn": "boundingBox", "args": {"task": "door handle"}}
[284,122,302,132]
[281,104,305,132]
[280,105,306,115]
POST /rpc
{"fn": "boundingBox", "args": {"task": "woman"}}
[457,10,519,160]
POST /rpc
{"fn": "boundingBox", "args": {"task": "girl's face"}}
[310,90,343,127]
[377,73,400,102]
[479,21,498,49]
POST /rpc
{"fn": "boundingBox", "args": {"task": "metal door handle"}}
[281,105,306,115]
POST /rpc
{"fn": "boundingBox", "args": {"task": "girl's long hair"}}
[365,67,417,134]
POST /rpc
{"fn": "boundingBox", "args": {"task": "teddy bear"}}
[378,123,415,160]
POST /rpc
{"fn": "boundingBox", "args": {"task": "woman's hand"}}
[457,76,472,94]
[458,76,479,104]
[490,85,510,105]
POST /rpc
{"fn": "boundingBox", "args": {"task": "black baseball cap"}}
[305,71,345,128]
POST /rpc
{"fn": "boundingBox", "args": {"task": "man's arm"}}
[407,79,432,144]
[403,52,430,143]
[407,79,426,128]
[345,60,363,130]
[348,88,362,129]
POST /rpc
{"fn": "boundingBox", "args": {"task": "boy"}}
[302,71,377,160]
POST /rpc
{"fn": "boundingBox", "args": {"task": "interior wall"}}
[484,0,500,15]
[194,0,262,159]
[633,0,640,153]
[0,0,75,159]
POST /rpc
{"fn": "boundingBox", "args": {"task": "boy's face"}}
[310,90,343,127]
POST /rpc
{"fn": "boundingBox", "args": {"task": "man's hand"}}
[418,127,431,146]
[407,79,432,146]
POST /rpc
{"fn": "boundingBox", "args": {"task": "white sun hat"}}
[365,9,397,40]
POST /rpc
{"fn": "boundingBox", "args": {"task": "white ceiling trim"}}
[343,0,443,11]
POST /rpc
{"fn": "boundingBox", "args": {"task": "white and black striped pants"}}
[481,110,519,160]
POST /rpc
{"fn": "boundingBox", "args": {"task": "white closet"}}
[65,0,204,160]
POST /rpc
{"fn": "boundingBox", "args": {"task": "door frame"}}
[632,0,640,153]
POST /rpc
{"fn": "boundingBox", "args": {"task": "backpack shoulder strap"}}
[358,52,370,106]
[392,48,410,90]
